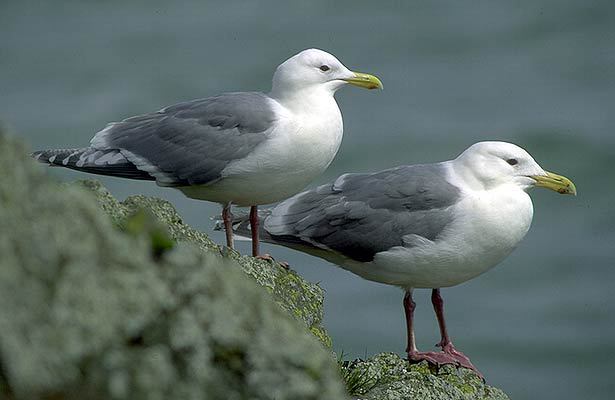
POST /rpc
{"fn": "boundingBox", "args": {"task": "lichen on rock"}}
[0,133,347,400]
[340,353,509,400]
[76,179,331,348]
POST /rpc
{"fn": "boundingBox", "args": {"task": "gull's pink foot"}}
[409,345,484,381]
[439,342,483,377]
[437,341,484,380]
[255,253,274,261]
[407,350,460,367]
[255,254,290,269]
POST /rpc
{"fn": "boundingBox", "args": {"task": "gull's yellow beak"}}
[342,72,384,90]
[530,171,577,195]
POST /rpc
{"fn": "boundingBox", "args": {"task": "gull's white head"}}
[454,141,576,195]
[270,48,382,97]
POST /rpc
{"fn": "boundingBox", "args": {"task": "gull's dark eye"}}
[506,158,518,166]
[319,65,330,72]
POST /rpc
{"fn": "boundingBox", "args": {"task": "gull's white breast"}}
[180,95,343,206]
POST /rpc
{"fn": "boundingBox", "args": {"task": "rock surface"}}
[0,131,511,399]
[0,133,346,400]
[341,353,509,400]
[77,179,332,348]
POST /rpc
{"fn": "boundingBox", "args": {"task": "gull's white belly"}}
[179,104,343,206]
[340,186,534,289]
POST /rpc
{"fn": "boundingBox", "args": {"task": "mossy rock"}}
[76,179,331,347]
[0,133,347,400]
[0,130,512,399]
[340,353,509,400]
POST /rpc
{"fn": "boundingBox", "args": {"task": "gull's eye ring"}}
[319,65,330,72]
[506,158,518,166]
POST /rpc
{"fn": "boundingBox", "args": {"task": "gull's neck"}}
[448,159,485,192]
[269,85,339,115]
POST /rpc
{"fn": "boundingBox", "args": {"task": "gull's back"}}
[33,92,277,188]
[250,163,462,264]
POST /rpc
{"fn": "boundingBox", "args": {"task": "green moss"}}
[338,353,510,400]
[410,359,434,376]
[309,326,332,349]
[460,383,477,394]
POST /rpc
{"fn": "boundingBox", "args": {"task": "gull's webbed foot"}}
[255,254,289,269]
[407,350,461,367]
[407,342,484,380]
[436,341,484,380]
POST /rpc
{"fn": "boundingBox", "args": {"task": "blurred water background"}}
[1,1,614,398]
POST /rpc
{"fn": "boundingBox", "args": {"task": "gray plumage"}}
[233,164,461,262]
[33,92,277,186]
[32,147,154,180]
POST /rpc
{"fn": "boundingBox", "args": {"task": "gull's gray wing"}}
[34,92,277,186]
[261,164,461,262]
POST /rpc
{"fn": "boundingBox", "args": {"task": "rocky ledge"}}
[0,132,509,399]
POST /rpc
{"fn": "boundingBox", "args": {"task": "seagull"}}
[229,141,577,377]
[32,48,383,257]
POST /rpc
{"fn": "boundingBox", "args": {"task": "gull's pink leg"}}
[404,290,417,353]
[250,205,261,257]
[222,203,234,249]
[249,206,287,267]
[431,288,483,379]
[404,290,460,366]
[431,288,452,347]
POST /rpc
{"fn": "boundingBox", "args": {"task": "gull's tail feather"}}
[31,147,155,181]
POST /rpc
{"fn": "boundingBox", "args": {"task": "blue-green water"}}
[1,1,613,398]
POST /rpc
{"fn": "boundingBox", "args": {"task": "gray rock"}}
[341,353,509,400]
[0,130,511,400]
[76,179,332,347]
[0,132,347,399]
